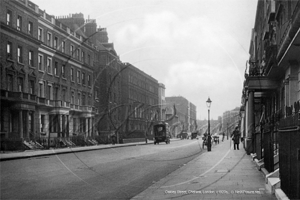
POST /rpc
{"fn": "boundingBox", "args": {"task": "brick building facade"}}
[0,0,161,148]
[0,0,99,149]
[242,0,300,198]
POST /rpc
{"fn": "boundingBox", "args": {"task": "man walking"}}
[231,126,240,150]
[222,132,225,142]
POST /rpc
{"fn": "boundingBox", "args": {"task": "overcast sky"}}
[33,0,257,120]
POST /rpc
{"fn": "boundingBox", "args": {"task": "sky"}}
[33,0,257,120]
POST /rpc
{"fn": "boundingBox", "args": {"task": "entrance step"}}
[266,177,280,194]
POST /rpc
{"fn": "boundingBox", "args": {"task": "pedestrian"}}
[111,134,116,145]
[222,132,225,142]
[231,126,240,150]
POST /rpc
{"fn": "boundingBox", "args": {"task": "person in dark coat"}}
[231,126,240,150]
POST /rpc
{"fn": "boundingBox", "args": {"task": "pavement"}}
[0,138,278,200]
[131,138,277,200]
[0,139,167,161]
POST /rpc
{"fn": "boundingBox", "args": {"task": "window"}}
[41,115,45,132]
[17,77,23,92]
[38,54,43,71]
[70,68,74,81]
[77,70,80,83]
[17,16,22,31]
[76,49,80,60]
[7,74,13,91]
[17,46,23,63]
[39,81,45,97]
[54,37,58,49]
[70,45,74,57]
[82,94,86,105]
[61,65,65,78]
[7,42,12,59]
[88,54,91,65]
[87,95,90,106]
[88,75,91,86]
[81,51,85,62]
[29,80,34,94]
[62,41,65,53]
[53,87,58,100]
[47,84,52,100]
[71,91,74,104]
[39,83,42,97]
[95,90,98,100]
[47,57,52,74]
[54,61,58,76]
[82,72,85,85]
[29,50,34,67]
[28,21,33,35]
[7,10,12,26]
[47,32,52,47]
[77,93,81,105]
[62,89,66,101]
[38,28,43,41]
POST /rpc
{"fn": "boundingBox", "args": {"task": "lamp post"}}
[206,97,212,152]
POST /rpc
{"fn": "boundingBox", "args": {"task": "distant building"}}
[158,83,166,121]
[165,96,197,136]
[120,62,159,140]
[222,107,240,137]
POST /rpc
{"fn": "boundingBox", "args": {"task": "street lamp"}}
[206,97,212,151]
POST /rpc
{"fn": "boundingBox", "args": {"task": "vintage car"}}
[153,122,171,144]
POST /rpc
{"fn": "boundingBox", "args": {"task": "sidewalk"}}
[0,139,180,161]
[132,139,277,200]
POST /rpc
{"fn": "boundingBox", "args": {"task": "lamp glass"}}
[206,97,212,108]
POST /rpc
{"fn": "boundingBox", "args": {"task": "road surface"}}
[0,139,203,199]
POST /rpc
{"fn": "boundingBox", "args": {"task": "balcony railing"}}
[52,100,71,108]
[38,97,46,104]
[68,104,98,113]
[46,99,54,106]
[23,93,29,99]
[54,100,62,107]
[1,90,37,102]
[249,62,263,76]
[80,105,92,111]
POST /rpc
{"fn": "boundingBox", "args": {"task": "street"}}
[0,139,203,200]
